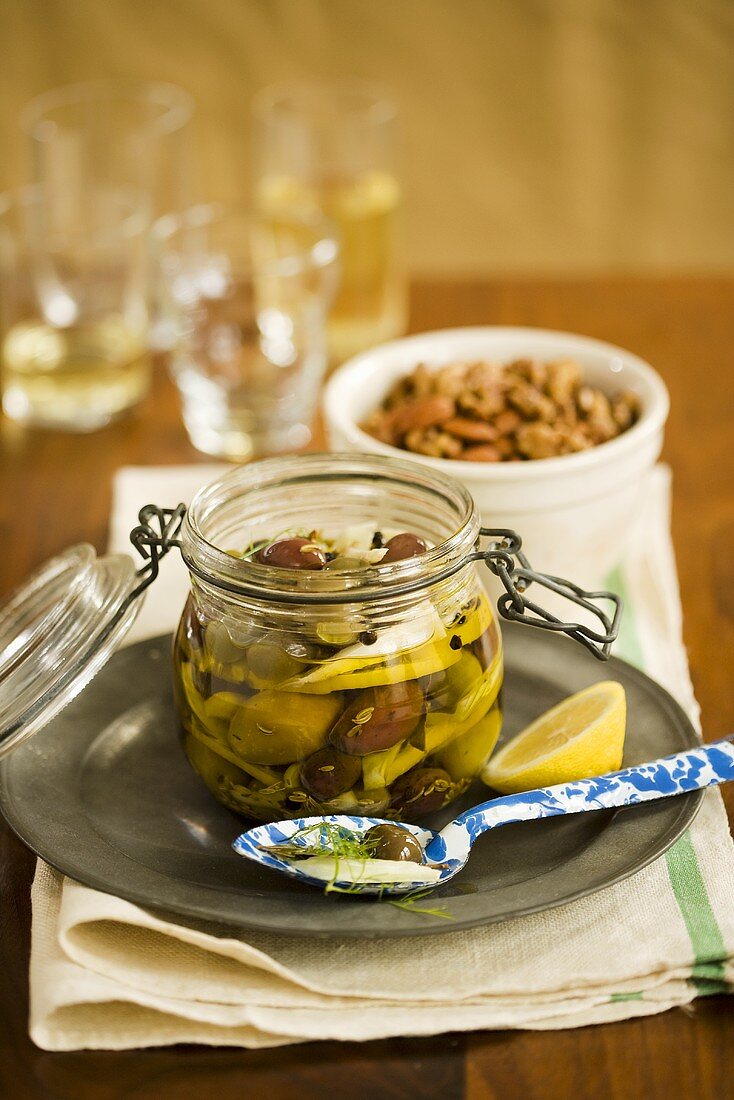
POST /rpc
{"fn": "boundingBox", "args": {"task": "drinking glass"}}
[0,185,151,430]
[156,203,339,461]
[23,80,193,224]
[1,81,194,429]
[252,82,407,363]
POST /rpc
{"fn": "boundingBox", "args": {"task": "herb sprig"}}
[258,822,453,920]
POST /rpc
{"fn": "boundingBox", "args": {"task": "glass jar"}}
[171,454,503,822]
[0,451,619,830]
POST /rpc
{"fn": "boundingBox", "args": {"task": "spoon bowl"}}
[232,814,453,896]
[233,737,734,896]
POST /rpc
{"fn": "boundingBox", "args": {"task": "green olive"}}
[435,706,502,780]
[364,823,424,863]
[443,651,484,703]
[205,620,251,665]
[330,680,425,756]
[323,556,367,572]
[229,690,342,765]
[390,766,453,818]
[183,731,251,793]
[300,747,362,800]
[246,642,306,685]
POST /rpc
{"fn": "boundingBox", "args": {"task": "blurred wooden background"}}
[1,0,733,275]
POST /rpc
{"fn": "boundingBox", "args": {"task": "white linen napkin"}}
[28,465,734,1050]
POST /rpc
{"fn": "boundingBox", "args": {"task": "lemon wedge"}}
[482,681,626,794]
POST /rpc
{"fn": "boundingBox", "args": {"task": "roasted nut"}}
[456,387,505,420]
[391,395,455,435]
[404,427,461,458]
[546,359,581,405]
[443,416,498,442]
[362,409,398,446]
[507,384,557,422]
[361,357,640,463]
[494,435,517,458]
[411,362,434,398]
[611,391,641,430]
[494,408,522,434]
[516,422,564,459]
[511,357,548,388]
[460,443,502,462]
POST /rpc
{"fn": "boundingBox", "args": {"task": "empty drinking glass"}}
[156,203,338,460]
[24,80,193,225]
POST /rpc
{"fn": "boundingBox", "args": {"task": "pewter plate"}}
[0,626,702,938]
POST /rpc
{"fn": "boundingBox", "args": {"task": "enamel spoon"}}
[233,737,734,896]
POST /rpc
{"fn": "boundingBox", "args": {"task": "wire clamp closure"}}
[129,504,187,599]
[471,528,623,660]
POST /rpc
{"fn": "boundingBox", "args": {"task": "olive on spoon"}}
[233,737,734,896]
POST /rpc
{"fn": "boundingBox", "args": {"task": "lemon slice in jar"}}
[281,595,493,694]
[482,681,626,794]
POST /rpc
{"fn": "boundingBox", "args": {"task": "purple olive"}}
[391,766,453,818]
[364,823,424,863]
[380,533,428,563]
[256,537,327,570]
[300,747,362,801]
[330,680,425,756]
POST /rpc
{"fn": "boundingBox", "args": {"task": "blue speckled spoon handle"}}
[427,737,734,862]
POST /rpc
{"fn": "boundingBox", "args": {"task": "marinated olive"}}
[175,517,503,826]
[330,680,425,756]
[184,731,251,792]
[323,556,366,572]
[391,766,453,817]
[229,690,342,765]
[380,533,428,563]
[435,706,502,780]
[246,641,306,685]
[443,651,484,702]
[205,620,251,664]
[256,537,327,570]
[300,747,362,800]
[179,595,206,655]
[364,823,424,863]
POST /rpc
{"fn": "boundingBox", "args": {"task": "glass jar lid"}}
[0,544,141,758]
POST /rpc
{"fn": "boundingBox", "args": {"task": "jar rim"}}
[181,453,479,604]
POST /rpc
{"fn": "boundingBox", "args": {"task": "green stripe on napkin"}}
[606,567,729,995]
[665,833,728,989]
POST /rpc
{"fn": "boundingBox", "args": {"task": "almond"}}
[443,417,499,442]
[392,395,455,435]
[460,443,502,462]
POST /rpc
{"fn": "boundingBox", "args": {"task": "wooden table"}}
[2,278,733,1100]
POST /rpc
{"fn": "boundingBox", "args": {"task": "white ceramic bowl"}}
[324,327,669,585]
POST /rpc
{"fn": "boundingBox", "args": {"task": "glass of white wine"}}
[0,81,192,430]
[0,185,153,430]
[252,82,407,364]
